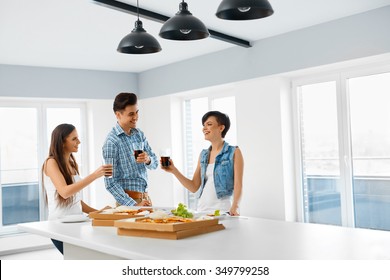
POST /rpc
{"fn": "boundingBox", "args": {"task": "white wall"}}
[235,77,295,220]
[0,64,138,99]
[86,100,117,209]
[138,96,185,208]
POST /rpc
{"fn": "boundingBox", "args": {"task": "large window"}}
[294,68,390,230]
[0,107,40,229]
[183,96,237,209]
[297,81,342,225]
[0,101,86,235]
[348,72,390,230]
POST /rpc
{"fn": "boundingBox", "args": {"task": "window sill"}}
[0,233,53,256]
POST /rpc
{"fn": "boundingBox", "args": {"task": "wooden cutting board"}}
[117,224,225,240]
[115,217,225,239]
[114,217,218,231]
[91,219,116,227]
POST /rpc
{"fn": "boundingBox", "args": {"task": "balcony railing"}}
[1,182,40,226]
[305,175,390,230]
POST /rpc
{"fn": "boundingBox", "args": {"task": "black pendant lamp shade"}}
[216,0,274,20]
[159,1,209,41]
[117,20,162,54]
[117,0,161,54]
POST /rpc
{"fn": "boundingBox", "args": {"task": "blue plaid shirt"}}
[102,123,158,206]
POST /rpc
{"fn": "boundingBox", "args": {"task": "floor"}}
[0,248,63,260]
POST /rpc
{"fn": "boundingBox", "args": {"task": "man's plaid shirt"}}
[102,123,158,205]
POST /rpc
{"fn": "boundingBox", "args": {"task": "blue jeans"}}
[51,239,63,255]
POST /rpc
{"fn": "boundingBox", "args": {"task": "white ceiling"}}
[1,0,390,73]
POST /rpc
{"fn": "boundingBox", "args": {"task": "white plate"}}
[59,214,90,223]
[194,211,232,220]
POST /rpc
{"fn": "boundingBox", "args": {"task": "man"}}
[102,92,158,206]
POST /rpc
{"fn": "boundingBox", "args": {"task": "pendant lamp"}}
[117,0,161,54]
[216,0,274,20]
[159,1,209,41]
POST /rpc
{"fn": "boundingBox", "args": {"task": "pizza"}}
[137,217,193,224]
[102,206,152,215]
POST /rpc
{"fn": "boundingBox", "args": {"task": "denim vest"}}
[198,142,236,199]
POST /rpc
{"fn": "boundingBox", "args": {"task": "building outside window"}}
[294,67,390,230]
[0,100,86,235]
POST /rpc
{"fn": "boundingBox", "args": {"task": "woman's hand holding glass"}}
[160,157,175,173]
[102,158,114,178]
[93,164,112,179]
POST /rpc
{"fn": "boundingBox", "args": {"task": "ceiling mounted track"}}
[93,0,251,48]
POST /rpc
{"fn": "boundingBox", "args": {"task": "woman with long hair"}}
[42,123,109,254]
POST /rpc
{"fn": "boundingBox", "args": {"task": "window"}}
[297,81,341,225]
[0,107,40,230]
[294,68,390,230]
[183,96,237,209]
[348,72,390,230]
[0,100,86,235]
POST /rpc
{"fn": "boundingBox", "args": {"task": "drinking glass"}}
[103,157,113,178]
[160,148,171,168]
[132,142,144,159]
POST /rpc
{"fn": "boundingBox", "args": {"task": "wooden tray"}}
[117,224,225,240]
[92,219,116,227]
[115,217,218,231]
[115,217,225,239]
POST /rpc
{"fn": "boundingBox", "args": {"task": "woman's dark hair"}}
[202,111,231,138]
[42,123,79,208]
[113,92,137,112]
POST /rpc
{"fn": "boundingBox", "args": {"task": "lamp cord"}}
[137,0,139,21]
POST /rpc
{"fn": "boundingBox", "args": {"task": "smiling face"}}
[116,104,139,133]
[202,116,225,141]
[63,129,80,154]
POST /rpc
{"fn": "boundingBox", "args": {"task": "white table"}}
[18,217,390,259]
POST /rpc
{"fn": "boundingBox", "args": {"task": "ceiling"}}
[1,0,390,73]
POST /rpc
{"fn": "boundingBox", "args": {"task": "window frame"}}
[292,63,390,228]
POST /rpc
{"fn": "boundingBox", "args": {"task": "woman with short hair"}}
[162,111,244,216]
